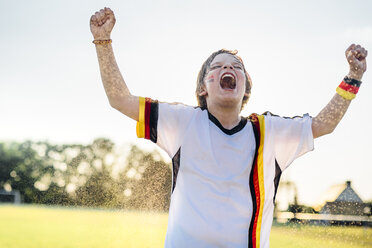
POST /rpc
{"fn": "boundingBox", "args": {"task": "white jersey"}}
[136,98,314,248]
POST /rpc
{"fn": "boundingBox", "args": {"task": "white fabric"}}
[260,113,314,247]
[155,103,314,248]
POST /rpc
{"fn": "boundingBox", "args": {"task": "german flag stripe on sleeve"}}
[136,97,158,143]
[248,113,265,248]
[144,98,152,139]
[136,97,146,138]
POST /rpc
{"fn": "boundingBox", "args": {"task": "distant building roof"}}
[313,181,363,212]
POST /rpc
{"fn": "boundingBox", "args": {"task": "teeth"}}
[220,73,236,90]
[222,74,234,79]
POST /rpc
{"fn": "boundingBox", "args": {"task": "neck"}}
[207,104,241,130]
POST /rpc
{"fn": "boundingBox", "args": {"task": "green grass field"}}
[0,205,371,248]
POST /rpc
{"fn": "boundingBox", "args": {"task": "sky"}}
[1,0,371,207]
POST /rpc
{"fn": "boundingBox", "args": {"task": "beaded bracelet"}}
[92,39,112,45]
[336,76,362,100]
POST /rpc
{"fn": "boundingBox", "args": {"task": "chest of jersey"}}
[167,112,257,247]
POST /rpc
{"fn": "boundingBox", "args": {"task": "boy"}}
[90,7,367,248]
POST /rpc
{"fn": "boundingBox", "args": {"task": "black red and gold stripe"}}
[136,97,158,142]
[336,77,362,100]
[248,113,266,248]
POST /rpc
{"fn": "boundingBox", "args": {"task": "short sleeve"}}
[136,97,197,157]
[265,113,314,171]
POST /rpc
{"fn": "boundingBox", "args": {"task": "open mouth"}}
[220,73,236,90]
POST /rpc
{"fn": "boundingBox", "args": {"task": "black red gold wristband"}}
[336,76,362,100]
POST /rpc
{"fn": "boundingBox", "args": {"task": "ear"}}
[198,84,208,96]
[198,85,208,96]
[199,88,208,96]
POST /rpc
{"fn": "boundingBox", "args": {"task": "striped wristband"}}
[336,76,362,100]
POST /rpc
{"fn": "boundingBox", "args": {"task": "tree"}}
[0,141,49,203]
[1,140,173,211]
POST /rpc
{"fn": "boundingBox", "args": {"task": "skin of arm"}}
[312,44,368,139]
[90,7,139,121]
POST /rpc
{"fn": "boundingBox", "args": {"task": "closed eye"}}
[210,65,221,70]
[233,64,243,70]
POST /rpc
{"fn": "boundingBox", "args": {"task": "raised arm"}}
[312,44,367,138]
[90,7,139,121]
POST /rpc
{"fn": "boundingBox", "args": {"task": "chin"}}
[217,97,241,109]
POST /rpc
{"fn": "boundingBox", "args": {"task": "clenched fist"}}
[90,7,116,40]
[346,44,368,80]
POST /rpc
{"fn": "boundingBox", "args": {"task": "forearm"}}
[312,93,351,138]
[95,44,138,121]
[311,43,367,139]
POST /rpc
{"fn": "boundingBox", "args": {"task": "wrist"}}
[347,70,364,81]
[92,34,111,40]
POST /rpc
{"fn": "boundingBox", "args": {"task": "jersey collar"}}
[207,111,247,135]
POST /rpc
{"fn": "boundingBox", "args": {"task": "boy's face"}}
[201,53,247,110]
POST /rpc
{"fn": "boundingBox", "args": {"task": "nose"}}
[223,63,233,69]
